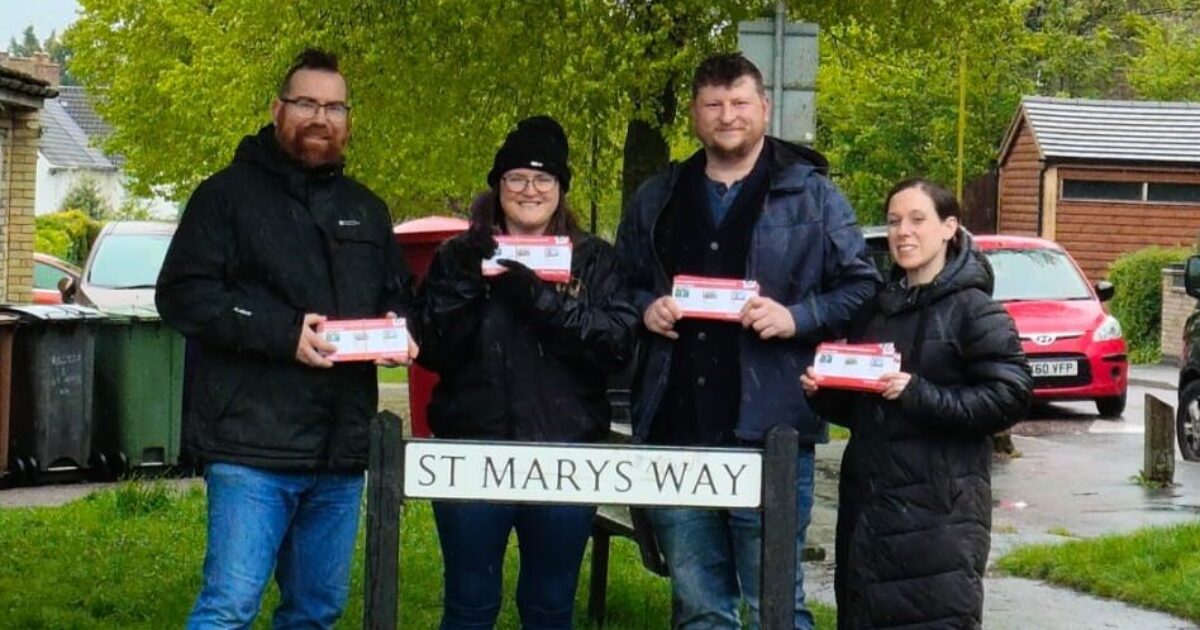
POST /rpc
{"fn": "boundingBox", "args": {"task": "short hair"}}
[692,53,765,97]
[278,48,341,98]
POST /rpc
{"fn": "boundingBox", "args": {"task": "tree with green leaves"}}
[63,0,1200,233]
[7,25,42,57]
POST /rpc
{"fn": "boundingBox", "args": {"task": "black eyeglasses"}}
[501,173,558,193]
[280,97,350,121]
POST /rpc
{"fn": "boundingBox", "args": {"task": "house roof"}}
[1000,96,1200,165]
[39,97,117,171]
[0,65,58,99]
[56,85,113,141]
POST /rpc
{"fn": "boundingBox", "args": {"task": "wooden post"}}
[587,526,612,626]
[761,425,799,629]
[364,411,404,630]
[1144,394,1175,486]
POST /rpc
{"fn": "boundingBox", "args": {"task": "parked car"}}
[1176,257,1200,460]
[862,230,1128,417]
[32,252,81,305]
[66,221,177,310]
[977,235,1127,417]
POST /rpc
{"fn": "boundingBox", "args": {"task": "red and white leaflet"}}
[811,342,902,392]
[482,236,573,283]
[671,275,759,321]
[317,317,409,363]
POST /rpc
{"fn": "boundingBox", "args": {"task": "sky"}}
[0,0,80,49]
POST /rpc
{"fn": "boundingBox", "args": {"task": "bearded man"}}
[615,53,879,629]
[157,48,417,629]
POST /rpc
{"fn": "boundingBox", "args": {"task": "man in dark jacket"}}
[156,49,416,629]
[615,53,879,629]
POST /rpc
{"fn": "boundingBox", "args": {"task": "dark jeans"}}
[432,501,597,629]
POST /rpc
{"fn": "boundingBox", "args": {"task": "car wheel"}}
[1095,394,1126,419]
[1177,381,1200,461]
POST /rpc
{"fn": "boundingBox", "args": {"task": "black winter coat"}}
[157,125,415,472]
[417,231,638,442]
[811,232,1032,629]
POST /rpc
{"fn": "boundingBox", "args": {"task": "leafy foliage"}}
[34,210,104,266]
[1107,246,1191,363]
[62,0,1200,231]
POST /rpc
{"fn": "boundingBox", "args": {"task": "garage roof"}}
[1001,96,1200,165]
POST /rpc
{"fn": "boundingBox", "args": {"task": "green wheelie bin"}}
[91,306,185,478]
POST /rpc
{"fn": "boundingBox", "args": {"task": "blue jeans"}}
[186,462,365,630]
[647,447,816,630]
[432,501,597,629]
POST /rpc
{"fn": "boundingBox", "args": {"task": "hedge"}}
[1107,246,1192,363]
[34,210,103,266]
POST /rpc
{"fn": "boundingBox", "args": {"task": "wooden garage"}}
[996,96,1200,281]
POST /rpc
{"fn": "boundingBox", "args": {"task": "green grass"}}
[997,522,1200,622]
[377,366,408,384]
[828,425,851,441]
[0,481,836,628]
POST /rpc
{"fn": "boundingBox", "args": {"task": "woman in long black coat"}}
[802,179,1032,629]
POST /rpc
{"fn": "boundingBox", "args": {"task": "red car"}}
[32,252,81,305]
[975,235,1128,417]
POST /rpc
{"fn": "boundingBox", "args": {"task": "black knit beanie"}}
[487,115,572,192]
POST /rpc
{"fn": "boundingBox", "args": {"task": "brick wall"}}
[1161,265,1193,365]
[0,107,39,304]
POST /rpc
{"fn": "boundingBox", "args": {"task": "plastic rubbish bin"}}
[0,315,18,481]
[3,305,103,482]
[394,216,468,437]
[91,306,185,478]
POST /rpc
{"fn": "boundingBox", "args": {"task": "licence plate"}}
[1030,360,1078,377]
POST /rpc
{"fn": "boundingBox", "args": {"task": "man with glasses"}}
[616,53,878,629]
[157,48,416,629]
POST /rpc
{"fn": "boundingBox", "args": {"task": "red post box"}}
[393,216,469,437]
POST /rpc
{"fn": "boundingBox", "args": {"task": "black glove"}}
[489,259,560,317]
[442,226,498,277]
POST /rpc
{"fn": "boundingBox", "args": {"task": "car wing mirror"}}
[1094,280,1115,302]
[57,276,77,304]
[1187,256,1200,300]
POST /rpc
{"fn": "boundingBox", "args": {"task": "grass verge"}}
[377,366,408,384]
[0,481,835,628]
[996,522,1200,622]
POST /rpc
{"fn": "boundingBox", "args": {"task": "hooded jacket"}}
[157,124,415,472]
[615,137,880,444]
[811,232,1032,629]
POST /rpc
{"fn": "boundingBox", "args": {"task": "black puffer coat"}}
[417,230,639,442]
[811,232,1032,629]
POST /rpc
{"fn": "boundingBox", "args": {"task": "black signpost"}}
[363,412,801,629]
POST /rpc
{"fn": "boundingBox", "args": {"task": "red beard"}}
[278,122,346,169]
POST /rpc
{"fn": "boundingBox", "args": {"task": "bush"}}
[34,210,103,265]
[1107,246,1191,363]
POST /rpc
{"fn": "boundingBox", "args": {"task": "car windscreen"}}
[34,261,72,290]
[87,233,173,289]
[985,248,1092,301]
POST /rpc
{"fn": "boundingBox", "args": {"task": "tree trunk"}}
[620,118,671,213]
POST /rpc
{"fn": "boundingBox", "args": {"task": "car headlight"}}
[1093,315,1123,342]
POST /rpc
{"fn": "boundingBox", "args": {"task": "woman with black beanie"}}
[417,115,639,629]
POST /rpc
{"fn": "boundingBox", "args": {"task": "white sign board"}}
[404,440,762,508]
